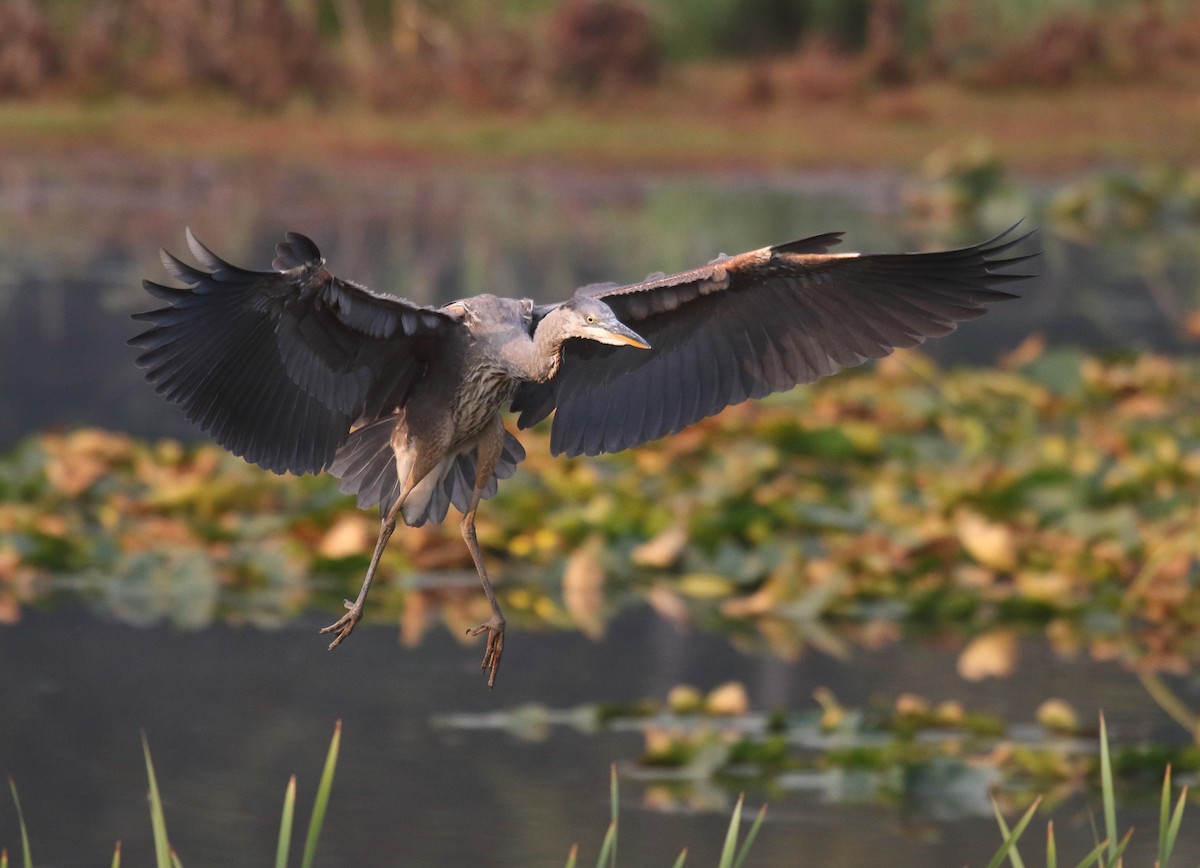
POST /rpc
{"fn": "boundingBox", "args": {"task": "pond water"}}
[4,607,1200,867]
[1,155,1199,866]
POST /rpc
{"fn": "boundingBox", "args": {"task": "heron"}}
[131,224,1035,687]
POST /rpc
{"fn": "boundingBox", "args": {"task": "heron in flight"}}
[131,225,1035,687]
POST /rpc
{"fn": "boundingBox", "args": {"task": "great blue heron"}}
[131,225,1035,687]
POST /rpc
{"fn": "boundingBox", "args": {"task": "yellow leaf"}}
[677,573,734,599]
[1036,698,1080,734]
[631,525,688,568]
[895,693,929,718]
[562,538,606,638]
[646,584,689,625]
[667,684,704,714]
[955,510,1017,571]
[957,629,1018,680]
[705,681,749,716]
[1015,570,1071,604]
[317,515,372,559]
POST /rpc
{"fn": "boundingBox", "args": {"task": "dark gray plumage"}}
[130,225,1036,687]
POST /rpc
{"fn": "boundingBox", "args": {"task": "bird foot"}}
[320,599,363,650]
[467,614,506,689]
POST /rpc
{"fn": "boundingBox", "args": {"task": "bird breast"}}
[450,360,519,447]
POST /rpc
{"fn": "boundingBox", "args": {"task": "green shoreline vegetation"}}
[4,0,1200,172]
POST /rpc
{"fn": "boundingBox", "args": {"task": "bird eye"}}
[585,315,595,324]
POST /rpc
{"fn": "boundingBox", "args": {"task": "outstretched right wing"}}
[513,226,1036,456]
[130,231,458,475]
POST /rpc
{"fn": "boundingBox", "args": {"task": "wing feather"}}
[515,226,1037,457]
[130,231,457,474]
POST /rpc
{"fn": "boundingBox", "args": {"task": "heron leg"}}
[463,420,507,688]
[320,457,429,650]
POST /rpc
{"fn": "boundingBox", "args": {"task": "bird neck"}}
[526,308,570,383]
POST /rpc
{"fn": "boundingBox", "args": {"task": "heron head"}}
[563,296,651,350]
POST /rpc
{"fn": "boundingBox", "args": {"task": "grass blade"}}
[6,777,31,868]
[671,848,688,868]
[1162,784,1188,867]
[1070,838,1112,868]
[141,734,173,868]
[2,848,7,868]
[1112,827,1132,863]
[170,848,183,868]
[986,798,1041,868]
[1157,762,1187,868]
[594,822,616,868]
[732,802,766,868]
[112,841,122,868]
[300,720,341,868]
[609,765,618,868]
[718,794,745,868]
[276,774,297,868]
[564,843,578,868]
[1099,714,1118,866]
[1046,821,1056,868]
[1158,765,1172,863]
[993,799,1026,868]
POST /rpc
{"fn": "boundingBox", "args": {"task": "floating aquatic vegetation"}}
[433,679,1200,823]
[2,348,1199,682]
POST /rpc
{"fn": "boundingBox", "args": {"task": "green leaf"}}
[1046,821,1056,868]
[276,775,297,868]
[564,843,578,868]
[142,734,174,868]
[301,721,341,868]
[671,848,688,868]
[111,842,122,868]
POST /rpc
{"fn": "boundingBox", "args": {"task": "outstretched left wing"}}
[512,226,1036,457]
[130,231,458,474]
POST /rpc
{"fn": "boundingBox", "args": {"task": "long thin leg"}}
[320,464,424,650]
[463,420,507,688]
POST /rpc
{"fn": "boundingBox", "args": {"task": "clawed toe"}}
[320,600,362,650]
[467,616,506,689]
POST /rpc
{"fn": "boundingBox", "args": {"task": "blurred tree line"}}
[2,0,1199,108]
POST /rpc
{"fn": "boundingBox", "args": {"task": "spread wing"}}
[512,225,1036,457]
[130,230,458,474]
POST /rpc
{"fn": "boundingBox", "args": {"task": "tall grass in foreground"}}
[3,722,342,868]
[2,714,1188,866]
[988,714,1189,868]
[140,721,342,868]
[564,765,766,868]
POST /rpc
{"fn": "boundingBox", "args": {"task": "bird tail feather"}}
[329,417,526,527]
